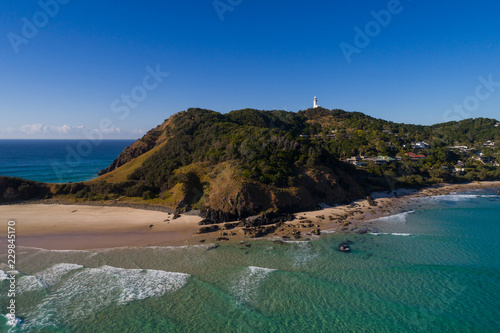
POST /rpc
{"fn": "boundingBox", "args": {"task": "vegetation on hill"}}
[2,107,499,221]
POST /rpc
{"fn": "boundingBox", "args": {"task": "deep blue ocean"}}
[0,140,135,183]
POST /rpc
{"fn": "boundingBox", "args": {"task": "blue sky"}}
[1,0,499,139]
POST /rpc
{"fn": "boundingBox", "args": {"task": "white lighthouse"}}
[313,96,320,108]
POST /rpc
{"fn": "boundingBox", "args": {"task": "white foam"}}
[0,270,9,281]
[17,275,46,293]
[371,211,415,223]
[17,263,83,293]
[424,193,498,202]
[36,263,84,286]
[230,266,276,304]
[368,232,411,236]
[285,241,319,266]
[21,265,189,330]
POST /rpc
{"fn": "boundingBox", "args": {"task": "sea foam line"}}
[370,210,415,223]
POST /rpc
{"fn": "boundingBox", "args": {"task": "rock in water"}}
[338,242,351,253]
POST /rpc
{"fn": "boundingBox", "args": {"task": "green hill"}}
[2,108,499,221]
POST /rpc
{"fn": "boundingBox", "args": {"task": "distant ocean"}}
[0,140,135,183]
[1,192,499,332]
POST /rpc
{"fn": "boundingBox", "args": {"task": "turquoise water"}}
[1,192,499,332]
[0,140,135,183]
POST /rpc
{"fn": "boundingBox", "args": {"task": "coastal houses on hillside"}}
[483,140,495,148]
[411,141,431,149]
[345,155,399,167]
[404,152,426,160]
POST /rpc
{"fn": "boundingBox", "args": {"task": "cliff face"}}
[199,165,365,222]
[98,120,170,175]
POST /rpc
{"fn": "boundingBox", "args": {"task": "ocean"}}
[1,192,499,332]
[0,140,135,183]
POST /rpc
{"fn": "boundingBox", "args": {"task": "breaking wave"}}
[17,263,83,293]
[371,211,415,224]
[18,264,189,330]
[369,232,412,236]
[426,194,499,202]
[230,266,277,304]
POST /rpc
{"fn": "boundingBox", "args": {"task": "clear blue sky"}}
[1,0,499,139]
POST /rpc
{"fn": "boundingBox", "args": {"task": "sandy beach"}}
[1,181,499,250]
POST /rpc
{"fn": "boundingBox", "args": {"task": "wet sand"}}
[1,181,499,250]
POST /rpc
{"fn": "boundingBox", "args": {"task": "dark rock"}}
[198,219,216,225]
[172,213,181,220]
[338,243,351,253]
[216,237,229,241]
[366,196,377,206]
[197,225,220,234]
[200,209,239,223]
[311,228,321,235]
[223,222,239,230]
[148,224,153,229]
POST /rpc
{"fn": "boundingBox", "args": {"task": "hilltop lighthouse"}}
[313,96,320,108]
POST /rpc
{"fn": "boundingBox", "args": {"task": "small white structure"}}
[411,141,431,149]
[313,96,320,108]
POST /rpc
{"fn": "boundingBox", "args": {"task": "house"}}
[495,122,499,127]
[455,160,465,168]
[382,129,393,134]
[377,156,396,162]
[353,161,368,167]
[404,152,426,160]
[346,156,363,162]
[473,155,492,164]
[371,158,388,165]
[325,134,336,139]
[411,141,431,149]
[483,140,495,148]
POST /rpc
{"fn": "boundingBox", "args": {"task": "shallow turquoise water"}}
[1,191,499,332]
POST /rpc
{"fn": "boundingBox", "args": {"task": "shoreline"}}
[1,180,499,250]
